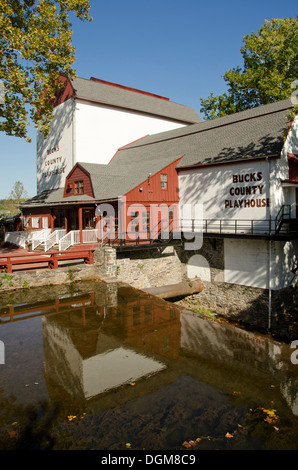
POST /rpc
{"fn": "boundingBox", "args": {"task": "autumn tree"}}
[200,17,298,120]
[0,0,92,141]
[5,181,29,214]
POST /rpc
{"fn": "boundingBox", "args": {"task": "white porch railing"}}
[44,229,66,252]
[58,229,98,251]
[4,232,29,249]
[4,229,51,249]
[83,229,98,244]
[59,230,80,251]
[31,229,52,251]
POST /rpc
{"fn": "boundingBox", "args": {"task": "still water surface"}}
[0,281,298,450]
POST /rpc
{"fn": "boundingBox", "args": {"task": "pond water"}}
[0,280,298,451]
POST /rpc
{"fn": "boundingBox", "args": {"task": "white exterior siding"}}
[75,100,186,165]
[224,238,297,289]
[37,98,186,192]
[179,117,298,290]
[37,99,75,193]
[179,159,270,224]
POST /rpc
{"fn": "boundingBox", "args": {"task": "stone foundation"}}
[176,279,298,342]
[116,245,185,289]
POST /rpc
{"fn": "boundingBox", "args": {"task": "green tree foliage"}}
[200,17,298,120]
[7,180,29,214]
[0,0,92,141]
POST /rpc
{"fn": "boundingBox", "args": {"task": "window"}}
[75,181,84,194]
[161,174,167,189]
[32,217,40,229]
[142,211,149,232]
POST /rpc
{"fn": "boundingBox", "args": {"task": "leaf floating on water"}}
[182,441,192,448]
[67,415,77,421]
[225,432,234,439]
[182,440,196,447]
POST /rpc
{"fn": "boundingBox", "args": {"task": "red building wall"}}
[119,157,182,242]
[64,164,94,198]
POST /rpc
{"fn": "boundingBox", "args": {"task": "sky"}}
[0,0,297,199]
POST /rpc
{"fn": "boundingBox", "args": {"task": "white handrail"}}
[59,230,80,251]
[44,229,66,252]
[31,229,52,250]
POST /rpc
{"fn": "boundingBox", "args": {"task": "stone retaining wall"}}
[116,245,186,289]
[0,245,186,292]
[0,262,96,292]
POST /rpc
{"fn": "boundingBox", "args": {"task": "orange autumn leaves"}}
[182,405,280,448]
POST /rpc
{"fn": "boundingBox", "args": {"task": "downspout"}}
[268,239,272,331]
[72,97,76,167]
[267,156,272,331]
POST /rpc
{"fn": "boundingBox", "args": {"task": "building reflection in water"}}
[1,282,298,417]
[38,285,181,401]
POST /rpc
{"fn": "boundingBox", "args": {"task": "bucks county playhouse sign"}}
[224,171,270,209]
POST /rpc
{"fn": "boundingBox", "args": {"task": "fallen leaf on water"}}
[67,415,77,421]
[182,441,192,448]
[225,432,234,439]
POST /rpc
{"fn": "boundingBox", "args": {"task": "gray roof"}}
[22,98,293,208]
[114,98,293,169]
[70,76,201,124]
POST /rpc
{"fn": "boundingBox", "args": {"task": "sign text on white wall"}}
[225,171,270,209]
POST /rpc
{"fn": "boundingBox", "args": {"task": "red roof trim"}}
[287,153,298,160]
[90,77,170,101]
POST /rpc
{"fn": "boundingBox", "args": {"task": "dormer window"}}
[75,181,84,194]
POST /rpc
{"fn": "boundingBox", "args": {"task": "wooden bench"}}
[0,250,94,273]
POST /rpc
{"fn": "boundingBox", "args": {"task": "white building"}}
[23,76,298,293]
[109,98,298,290]
[36,75,201,193]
